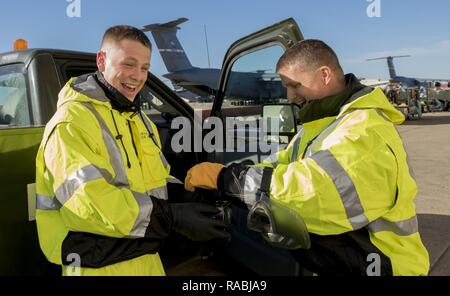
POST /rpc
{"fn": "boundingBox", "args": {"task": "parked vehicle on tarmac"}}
[429,85,450,111]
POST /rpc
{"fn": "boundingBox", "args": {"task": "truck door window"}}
[0,64,30,128]
[63,66,97,83]
[140,84,179,123]
[222,45,286,118]
[221,45,288,152]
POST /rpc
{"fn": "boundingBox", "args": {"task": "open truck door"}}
[206,18,308,275]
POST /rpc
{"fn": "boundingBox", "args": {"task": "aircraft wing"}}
[359,78,390,87]
[142,18,188,31]
[414,78,450,83]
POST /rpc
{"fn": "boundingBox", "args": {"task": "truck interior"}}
[0,65,30,127]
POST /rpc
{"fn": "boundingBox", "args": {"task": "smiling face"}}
[276,39,347,106]
[96,38,150,102]
[277,65,333,105]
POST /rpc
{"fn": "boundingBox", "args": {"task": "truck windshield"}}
[0,63,30,128]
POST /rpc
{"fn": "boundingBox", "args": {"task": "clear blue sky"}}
[2,0,449,83]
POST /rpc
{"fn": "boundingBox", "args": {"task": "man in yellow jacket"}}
[185,40,429,276]
[35,25,229,276]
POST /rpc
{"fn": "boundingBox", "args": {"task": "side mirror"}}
[247,194,311,250]
[262,103,299,135]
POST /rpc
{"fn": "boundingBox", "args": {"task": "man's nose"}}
[130,68,143,82]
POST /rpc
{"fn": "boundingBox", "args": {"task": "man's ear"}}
[319,66,332,85]
[96,51,106,72]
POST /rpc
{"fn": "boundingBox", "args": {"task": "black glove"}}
[170,203,230,241]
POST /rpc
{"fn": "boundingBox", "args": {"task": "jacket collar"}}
[94,71,141,113]
[298,73,367,123]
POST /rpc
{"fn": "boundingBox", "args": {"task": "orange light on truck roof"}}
[13,39,28,51]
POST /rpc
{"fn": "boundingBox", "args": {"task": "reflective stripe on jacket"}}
[35,74,173,275]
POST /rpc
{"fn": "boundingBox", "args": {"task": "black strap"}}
[259,167,273,194]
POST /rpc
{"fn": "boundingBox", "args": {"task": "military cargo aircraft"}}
[366,55,449,88]
[142,18,291,103]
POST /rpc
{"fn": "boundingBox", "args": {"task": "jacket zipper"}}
[110,110,131,169]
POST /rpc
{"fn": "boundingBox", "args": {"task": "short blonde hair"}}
[101,25,152,50]
[277,39,343,75]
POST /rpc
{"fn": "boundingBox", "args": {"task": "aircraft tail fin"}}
[386,57,396,79]
[142,18,192,72]
[366,55,410,80]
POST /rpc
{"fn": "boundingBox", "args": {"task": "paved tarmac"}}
[397,112,450,276]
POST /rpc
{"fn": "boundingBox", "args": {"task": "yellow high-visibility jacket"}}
[35,74,175,275]
[223,86,430,275]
